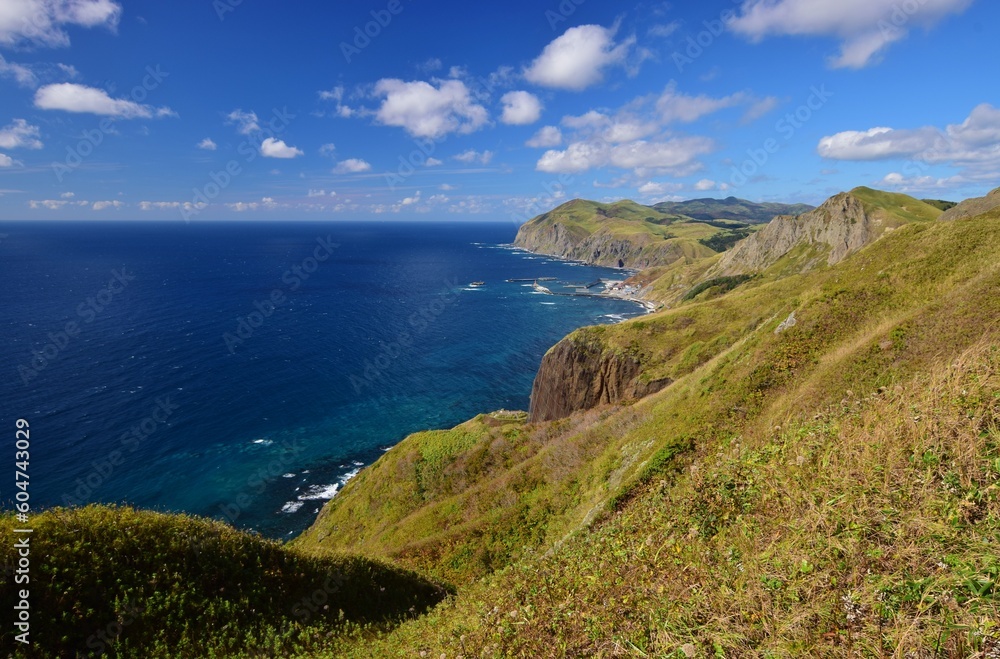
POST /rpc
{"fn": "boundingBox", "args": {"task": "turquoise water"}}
[0,221,644,538]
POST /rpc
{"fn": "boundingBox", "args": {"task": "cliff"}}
[939,186,1000,221]
[528,334,671,422]
[715,187,942,275]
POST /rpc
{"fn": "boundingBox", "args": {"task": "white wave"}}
[280,501,304,514]
[282,473,296,478]
[252,439,273,446]
[297,483,340,500]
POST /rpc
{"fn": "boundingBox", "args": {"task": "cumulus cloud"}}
[35,83,174,118]
[260,137,303,159]
[537,136,713,176]
[0,0,122,48]
[333,158,372,174]
[319,143,337,157]
[373,78,489,139]
[819,103,1000,187]
[92,200,122,210]
[226,109,260,135]
[0,119,43,150]
[526,125,563,148]
[694,179,718,191]
[638,181,684,197]
[454,149,494,165]
[731,0,975,69]
[500,91,543,125]
[0,154,16,167]
[524,24,634,91]
[197,138,217,150]
[425,157,443,166]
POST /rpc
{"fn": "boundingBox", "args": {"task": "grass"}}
[0,506,449,657]
[11,193,1000,657]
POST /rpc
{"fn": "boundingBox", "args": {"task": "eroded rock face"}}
[716,192,877,275]
[528,337,671,422]
[939,187,1000,222]
[514,225,689,270]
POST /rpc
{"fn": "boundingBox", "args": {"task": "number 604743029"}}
[15,419,30,512]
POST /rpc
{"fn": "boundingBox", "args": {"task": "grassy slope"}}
[314,207,1000,657]
[850,186,944,225]
[516,199,736,265]
[0,506,449,658]
[652,197,815,224]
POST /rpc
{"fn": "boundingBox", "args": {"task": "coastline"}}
[503,242,659,315]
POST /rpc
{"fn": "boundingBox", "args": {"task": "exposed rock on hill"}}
[939,186,1000,221]
[528,335,670,422]
[716,187,942,275]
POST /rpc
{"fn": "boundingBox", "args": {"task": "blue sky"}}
[0,0,997,221]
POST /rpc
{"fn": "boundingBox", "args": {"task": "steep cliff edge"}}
[939,186,1000,221]
[528,333,671,422]
[715,187,942,275]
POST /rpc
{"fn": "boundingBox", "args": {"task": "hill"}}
[940,185,1000,221]
[652,196,814,224]
[298,189,1000,657]
[0,506,449,657]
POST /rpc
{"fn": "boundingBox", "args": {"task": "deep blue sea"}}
[0,221,644,538]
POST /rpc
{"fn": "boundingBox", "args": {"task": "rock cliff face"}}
[528,336,671,422]
[514,223,691,270]
[939,187,1000,222]
[716,191,880,275]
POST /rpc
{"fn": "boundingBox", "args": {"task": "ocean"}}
[0,221,645,538]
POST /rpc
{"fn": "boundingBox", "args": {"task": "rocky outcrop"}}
[515,224,694,270]
[939,187,1000,222]
[716,191,880,275]
[528,336,671,422]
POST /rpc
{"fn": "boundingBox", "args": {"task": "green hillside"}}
[652,196,815,224]
[300,198,1000,657]
[7,191,1000,657]
[0,506,449,657]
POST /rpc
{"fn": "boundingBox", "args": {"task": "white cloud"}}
[0,154,15,167]
[648,22,681,38]
[35,83,174,118]
[818,103,1000,186]
[319,143,337,157]
[307,189,327,197]
[0,55,37,87]
[817,126,943,160]
[260,137,304,159]
[0,0,122,48]
[226,109,260,135]
[537,136,713,175]
[92,200,122,210]
[454,149,494,165]
[425,157,443,166]
[694,179,717,191]
[333,158,372,174]
[60,192,75,198]
[139,201,180,210]
[731,0,974,69]
[0,119,43,150]
[500,91,543,125]
[524,24,634,91]
[440,183,457,191]
[657,82,746,124]
[526,125,563,148]
[318,86,356,118]
[638,181,684,197]
[373,78,489,139]
[197,138,217,151]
